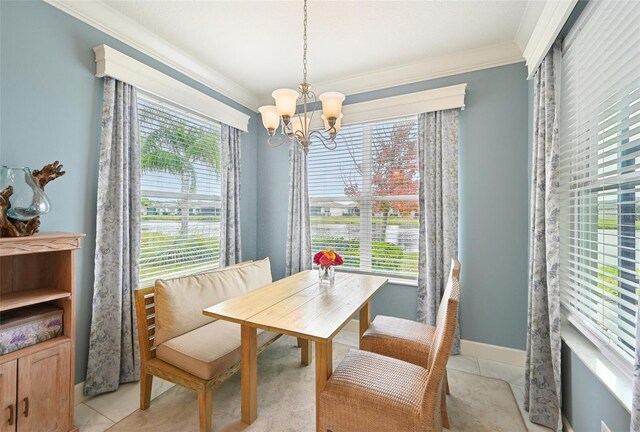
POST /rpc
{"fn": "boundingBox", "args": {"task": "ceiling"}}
[55,0,547,109]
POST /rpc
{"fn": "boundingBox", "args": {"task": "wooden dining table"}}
[202,270,387,429]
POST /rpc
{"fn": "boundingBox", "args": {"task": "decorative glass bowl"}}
[0,166,51,221]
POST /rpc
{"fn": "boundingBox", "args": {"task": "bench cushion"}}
[156,320,278,380]
[154,258,271,345]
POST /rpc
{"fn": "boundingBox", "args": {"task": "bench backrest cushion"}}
[154,258,272,345]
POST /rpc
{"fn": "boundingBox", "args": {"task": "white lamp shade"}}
[272,89,299,117]
[258,105,280,130]
[289,115,311,136]
[322,113,343,134]
[319,92,345,119]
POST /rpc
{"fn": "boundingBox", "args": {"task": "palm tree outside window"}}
[137,95,222,287]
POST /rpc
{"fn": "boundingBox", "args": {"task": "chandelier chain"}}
[303,0,308,85]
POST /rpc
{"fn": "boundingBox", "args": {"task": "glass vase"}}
[0,166,51,221]
[318,265,335,286]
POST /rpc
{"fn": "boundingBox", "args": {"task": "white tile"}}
[74,403,114,432]
[446,354,480,374]
[84,377,175,423]
[478,358,526,386]
[510,384,553,432]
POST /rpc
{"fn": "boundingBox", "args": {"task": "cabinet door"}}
[17,342,71,432]
[0,361,17,432]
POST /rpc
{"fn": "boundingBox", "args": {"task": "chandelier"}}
[258,0,345,153]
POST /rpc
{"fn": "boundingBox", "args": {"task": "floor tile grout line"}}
[76,402,116,427]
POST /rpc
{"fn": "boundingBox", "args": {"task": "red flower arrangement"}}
[313,249,344,268]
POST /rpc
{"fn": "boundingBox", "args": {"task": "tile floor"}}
[75,329,551,432]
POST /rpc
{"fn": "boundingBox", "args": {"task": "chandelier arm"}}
[282,120,295,137]
[308,130,338,151]
[267,133,293,148]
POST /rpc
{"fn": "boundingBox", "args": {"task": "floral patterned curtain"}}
[220,124,242,266]
[285,142,311,276]
[525,41,562,431]
[84,77,141,396]
[416,109,460,353]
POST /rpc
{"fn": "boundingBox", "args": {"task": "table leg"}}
[315,340,332,432]
[300,338,312,366]
[241,325,257,425]
[359,301,371,348]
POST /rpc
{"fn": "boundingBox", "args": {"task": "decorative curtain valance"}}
[93,45,250,132]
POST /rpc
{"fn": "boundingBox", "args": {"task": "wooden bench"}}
[134,259,282,432]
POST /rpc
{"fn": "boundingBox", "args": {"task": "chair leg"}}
[441,383,450,429]
[445,370,450,395]
[140,372,153,410]
[198,386,214,432]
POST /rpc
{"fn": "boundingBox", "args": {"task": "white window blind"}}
[138,94,222,287]
[308,115,419,278]
[559,0,640,363]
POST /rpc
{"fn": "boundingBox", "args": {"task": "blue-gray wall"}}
[561,343,630,431]
[257,63,531,350]
[0,0,259,384]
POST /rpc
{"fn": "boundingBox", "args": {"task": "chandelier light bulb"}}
[272,89,299,118]
[258,105,280,133]
[319,92,345,119]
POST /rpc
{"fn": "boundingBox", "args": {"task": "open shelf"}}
[0,287,71,312]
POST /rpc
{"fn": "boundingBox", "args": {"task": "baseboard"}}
[74,381,88,405]
[459,339,526,367]
[350,318,526,367]
[562,415,574,432]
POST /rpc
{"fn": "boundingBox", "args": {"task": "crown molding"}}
[44,0,261,111]
[514,0,545,53]
[267,42,522,106]
[523,0,578,79]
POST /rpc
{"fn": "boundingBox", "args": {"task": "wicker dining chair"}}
[318,276,460,432]
[359,258,460,427]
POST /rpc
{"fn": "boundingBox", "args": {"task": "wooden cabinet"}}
[0,233,83,432]
[0,343,71,432]
[0,361,17,432]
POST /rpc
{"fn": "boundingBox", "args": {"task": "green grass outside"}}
[139,231,219,283]
[142,215,221,221]
[310,215,419,226]
[312,237,418,275]
[598,218,640,230]
[597,265,640,297]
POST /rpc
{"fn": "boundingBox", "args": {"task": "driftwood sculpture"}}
[0,161,65,237]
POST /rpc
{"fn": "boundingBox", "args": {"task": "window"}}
[559,1,640,365]
[138,94,222,287]
[308,115,419,278]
